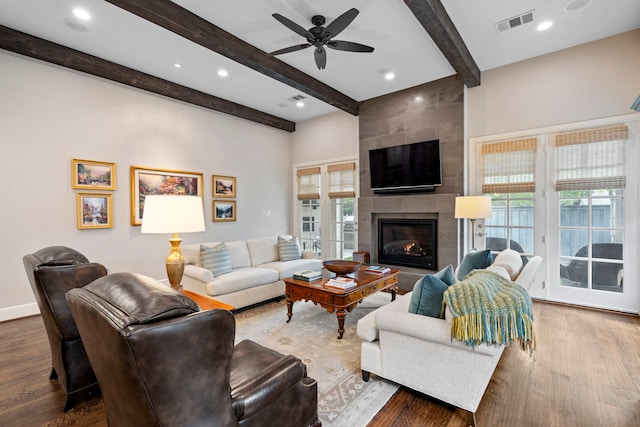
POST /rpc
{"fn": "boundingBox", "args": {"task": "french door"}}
[472,118,638,313]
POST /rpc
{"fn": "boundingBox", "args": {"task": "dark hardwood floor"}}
[1,301,639,426]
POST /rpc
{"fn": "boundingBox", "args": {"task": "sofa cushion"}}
[433,264,456,286]
[492,249,523,280]
[277,236,302,261]
[206,267,280,296]
[261,258,323,280]
[486,265,511,281]
[246,236,280,266]
[225,240,251,269]
[457,249,493,280]
[408,274,450,318]
[201,243,232,277]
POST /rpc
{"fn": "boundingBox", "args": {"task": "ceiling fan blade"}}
[272,13,312,40]
[314,46,327,70]
[268,43,311,56]
[327,40,374,53]
[321,8,359,39]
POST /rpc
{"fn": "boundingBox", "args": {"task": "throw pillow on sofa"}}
[408,265,456,318]
[278,236,302,261]
[200,243,232,277]
[491,249,523,280]
[457,249,492,281]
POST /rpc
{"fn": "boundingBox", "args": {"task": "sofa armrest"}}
[301,250,317,259]
[184,264,214,283]
[376,310,499,356]
[231,355,306,420]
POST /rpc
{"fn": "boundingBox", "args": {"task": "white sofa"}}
[357,254,542,422]
[181,236,322,309]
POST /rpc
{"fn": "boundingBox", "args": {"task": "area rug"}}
[233,293,399,427]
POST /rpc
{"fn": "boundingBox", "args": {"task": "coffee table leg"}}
[391,286,397,301]
[336,309,346,339]
[286,298,293,323]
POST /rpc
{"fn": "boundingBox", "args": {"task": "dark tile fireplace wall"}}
[358,76,465,291]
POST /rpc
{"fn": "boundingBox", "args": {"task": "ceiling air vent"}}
[290,94,306,101]
[495,10,535,33]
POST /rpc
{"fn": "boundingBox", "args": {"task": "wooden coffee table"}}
[180,289,234,311]
[284,267,399,339]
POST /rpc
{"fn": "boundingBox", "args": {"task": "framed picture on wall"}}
[77,193,113,229]
[72,159,116,190]
[213,200,236,222]
[212,175,236,198]
[130,166,203,226]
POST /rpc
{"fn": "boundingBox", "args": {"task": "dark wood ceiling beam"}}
[0,25,294,132]
[105,0,359,115]
[404,0,480,87]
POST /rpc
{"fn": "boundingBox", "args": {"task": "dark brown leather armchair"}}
[22,246,107,411]
[66,272,320,427]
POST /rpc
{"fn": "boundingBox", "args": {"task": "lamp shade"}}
[454,196,492,220]
[141,195,205,234]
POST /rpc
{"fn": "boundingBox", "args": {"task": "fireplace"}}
[378,218,437,269]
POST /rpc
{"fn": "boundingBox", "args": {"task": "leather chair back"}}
[22,246,107,411]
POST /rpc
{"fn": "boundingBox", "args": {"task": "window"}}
[296,167,321,254]
[479,138,537,255]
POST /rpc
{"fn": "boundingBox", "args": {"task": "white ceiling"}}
[1,0,639,124]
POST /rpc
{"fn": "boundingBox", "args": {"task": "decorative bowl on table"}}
[322,260,362,276]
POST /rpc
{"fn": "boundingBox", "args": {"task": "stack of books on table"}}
[324,277,356,290]
[292,270,322,281]
[364,265,391,274]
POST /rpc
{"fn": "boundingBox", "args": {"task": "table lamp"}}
[141,195,205,289]
[454,196,492,249]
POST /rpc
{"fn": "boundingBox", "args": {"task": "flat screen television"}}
[369,139,442,193]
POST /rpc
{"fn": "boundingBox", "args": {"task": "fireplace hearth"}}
[378,218,437,269]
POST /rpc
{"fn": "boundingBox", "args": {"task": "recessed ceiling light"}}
[296,101,305,108]
[73,9,91,21]
[64,19,88,32]
[384,72,395,81]
[537,21,553,31]
[565,0,591,12]
[217,69,228,77]
[174,63,181,68]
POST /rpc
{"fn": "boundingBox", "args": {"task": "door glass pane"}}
[299,199,321,255]
[592,261,623,291]
[560,229,588,257]
[329,198,355,260]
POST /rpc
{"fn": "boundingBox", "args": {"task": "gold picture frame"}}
[72,159,116,190]
[77,193,113,229]
[212,175,236,198]
[213,200,236,222]
[130,166,203,226]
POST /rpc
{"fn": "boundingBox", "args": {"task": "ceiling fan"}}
[269,8,374,70]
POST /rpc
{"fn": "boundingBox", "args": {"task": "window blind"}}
[296,167,321,200]
[327,162,356,199]
[481,138,537,194]
[554,125,628,191]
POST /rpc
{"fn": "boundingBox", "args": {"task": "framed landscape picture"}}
[212,175,236,198]
[77,193,113,229]
[72,159,116,190]
[130,166,203,225]
[213,200,236,222]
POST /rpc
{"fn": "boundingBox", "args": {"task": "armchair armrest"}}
[231,355,306,420]
[184,264,214,283]
[301,250,317,259]
[376,310,499,356]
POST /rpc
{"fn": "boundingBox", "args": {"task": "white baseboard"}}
[0,303,40,322]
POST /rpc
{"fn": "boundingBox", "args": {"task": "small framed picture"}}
[77,193,113,229]
[72,159,116,190]
[213,200,236,222]
[212,175,236,198]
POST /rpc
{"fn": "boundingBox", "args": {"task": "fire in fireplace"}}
[378,218,437,269]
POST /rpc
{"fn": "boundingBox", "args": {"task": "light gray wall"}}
[1,50,293,320]
[467,29,640,137]
[291,111,359,165]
